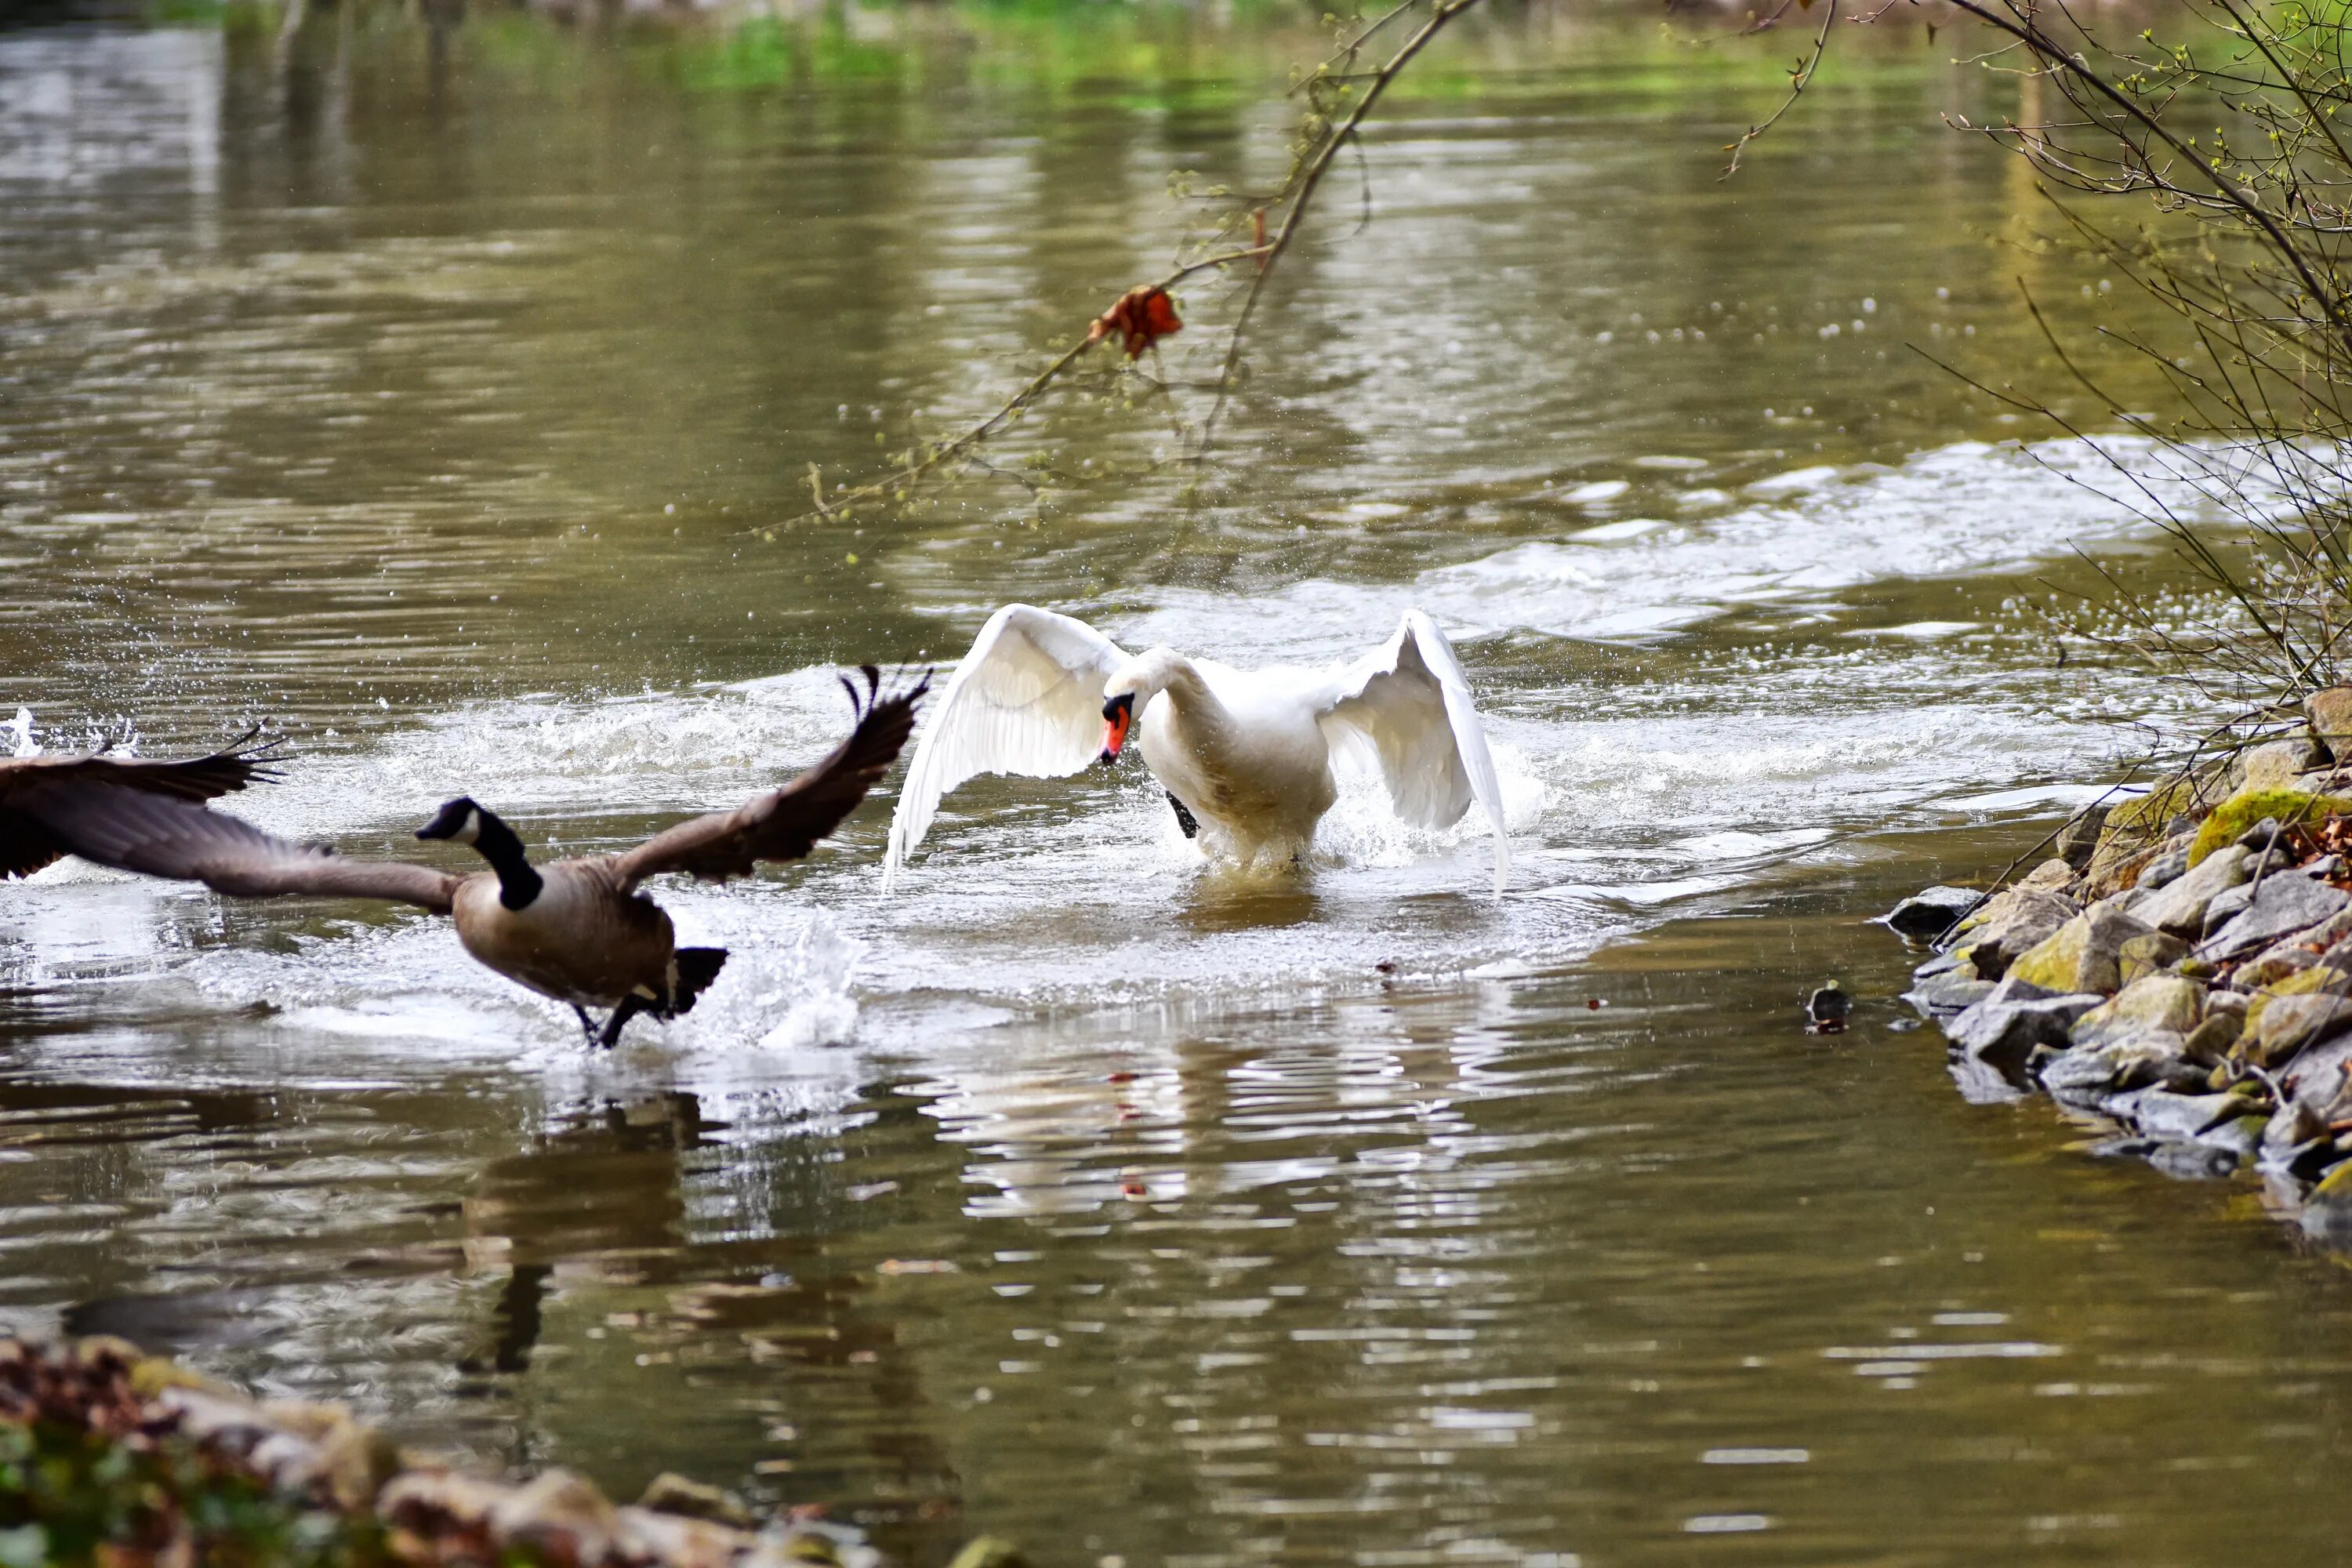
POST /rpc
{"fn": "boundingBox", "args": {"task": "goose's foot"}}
[597,995,651,1050]
[570,1004,598,1045]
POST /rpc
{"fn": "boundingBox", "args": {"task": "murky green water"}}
[5,5,2349,1565]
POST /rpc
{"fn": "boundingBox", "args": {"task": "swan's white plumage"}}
[885,604,1509,893]
[1314,610,1511,893]
[884,604,1126,887]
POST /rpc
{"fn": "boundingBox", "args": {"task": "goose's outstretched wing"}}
[17,786,457,910]
[884,604,1128,887]
[1314,609,1510,895]
[614,669,925,888]
[0,731,285,880]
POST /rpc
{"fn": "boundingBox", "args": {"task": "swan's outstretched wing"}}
[884,604,1127,886]
[1315,609,1510,894]
[0,732,284,880]
[614,669,924,888]
[17,786,458,910]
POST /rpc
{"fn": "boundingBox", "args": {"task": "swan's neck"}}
[468,809,544,910]
[1150,657,1229,742]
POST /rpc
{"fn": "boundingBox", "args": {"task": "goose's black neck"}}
[470,810,543,910]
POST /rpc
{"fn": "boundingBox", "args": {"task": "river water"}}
[5,6,2350,1566]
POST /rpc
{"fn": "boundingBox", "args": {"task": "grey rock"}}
[2116,931,2190,985]
[2239,816,2288,853]
[2005,900,2153,994]
[2056,804,2111,870]
[2039,1037,2187,1095]
[2128,1089,2238,1142]
[1946,985,2103,1065]
[1886,885,1982,938]
[2198,1111,2267,1159]
[2199,873,2351,961]
[2148,1140,2242,1179]
[1951,884,2079,959]
[2253,989,2352,1067]
[2136,844,2191,890]
[2070,974,2205,1047]
[2180,1013,2241,1065]
[1913,947,1969,980]
[2307,855,2344,880]
[2237,738,2327,790]
[2201,881,2256,935]
[2133,844,2250,938]
[1903,970,1993,1020]
[2282,1034,2352,1106]
[2308,685,2352,760]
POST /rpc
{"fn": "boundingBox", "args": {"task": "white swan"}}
[884,605,1510,893]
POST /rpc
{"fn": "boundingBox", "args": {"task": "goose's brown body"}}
[450,859,677,1010]
[26,672,925,1046]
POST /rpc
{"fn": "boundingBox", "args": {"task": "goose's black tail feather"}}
[668,947,729,1017]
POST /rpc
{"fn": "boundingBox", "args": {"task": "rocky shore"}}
[0,1335,1014,1568]
[1890,688,2352,1240]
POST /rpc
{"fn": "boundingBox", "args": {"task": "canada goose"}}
[36,672,925,1047]
[2,727,281,880]
[885,606,1509,892]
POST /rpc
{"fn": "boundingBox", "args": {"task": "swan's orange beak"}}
[1099,693,1134,765]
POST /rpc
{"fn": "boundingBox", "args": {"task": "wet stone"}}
[2126,1089,2237,1142]
[1947,983,2103,1065]
[1904,970,1992,1020]
[1886,885,1982,938]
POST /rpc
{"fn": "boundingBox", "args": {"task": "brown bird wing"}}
[612,669,926,890]
[0,731,285,880]
[14,785,457,911]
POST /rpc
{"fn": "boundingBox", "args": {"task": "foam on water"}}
[2,435,2237,1073]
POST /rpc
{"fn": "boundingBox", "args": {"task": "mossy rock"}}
[2187,786,2352,866]
[2087,773,2227,890]
[2235,963,2337,1058]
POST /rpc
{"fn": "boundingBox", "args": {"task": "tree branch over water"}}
[762,0,1491,535]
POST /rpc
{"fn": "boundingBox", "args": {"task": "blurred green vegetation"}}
[0,1420,402,1568]
[143,0,1950,111]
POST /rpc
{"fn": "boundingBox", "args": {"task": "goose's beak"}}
[1098,693,1134,765]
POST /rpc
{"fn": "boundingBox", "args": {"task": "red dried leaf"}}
[1088,285,1182,358]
